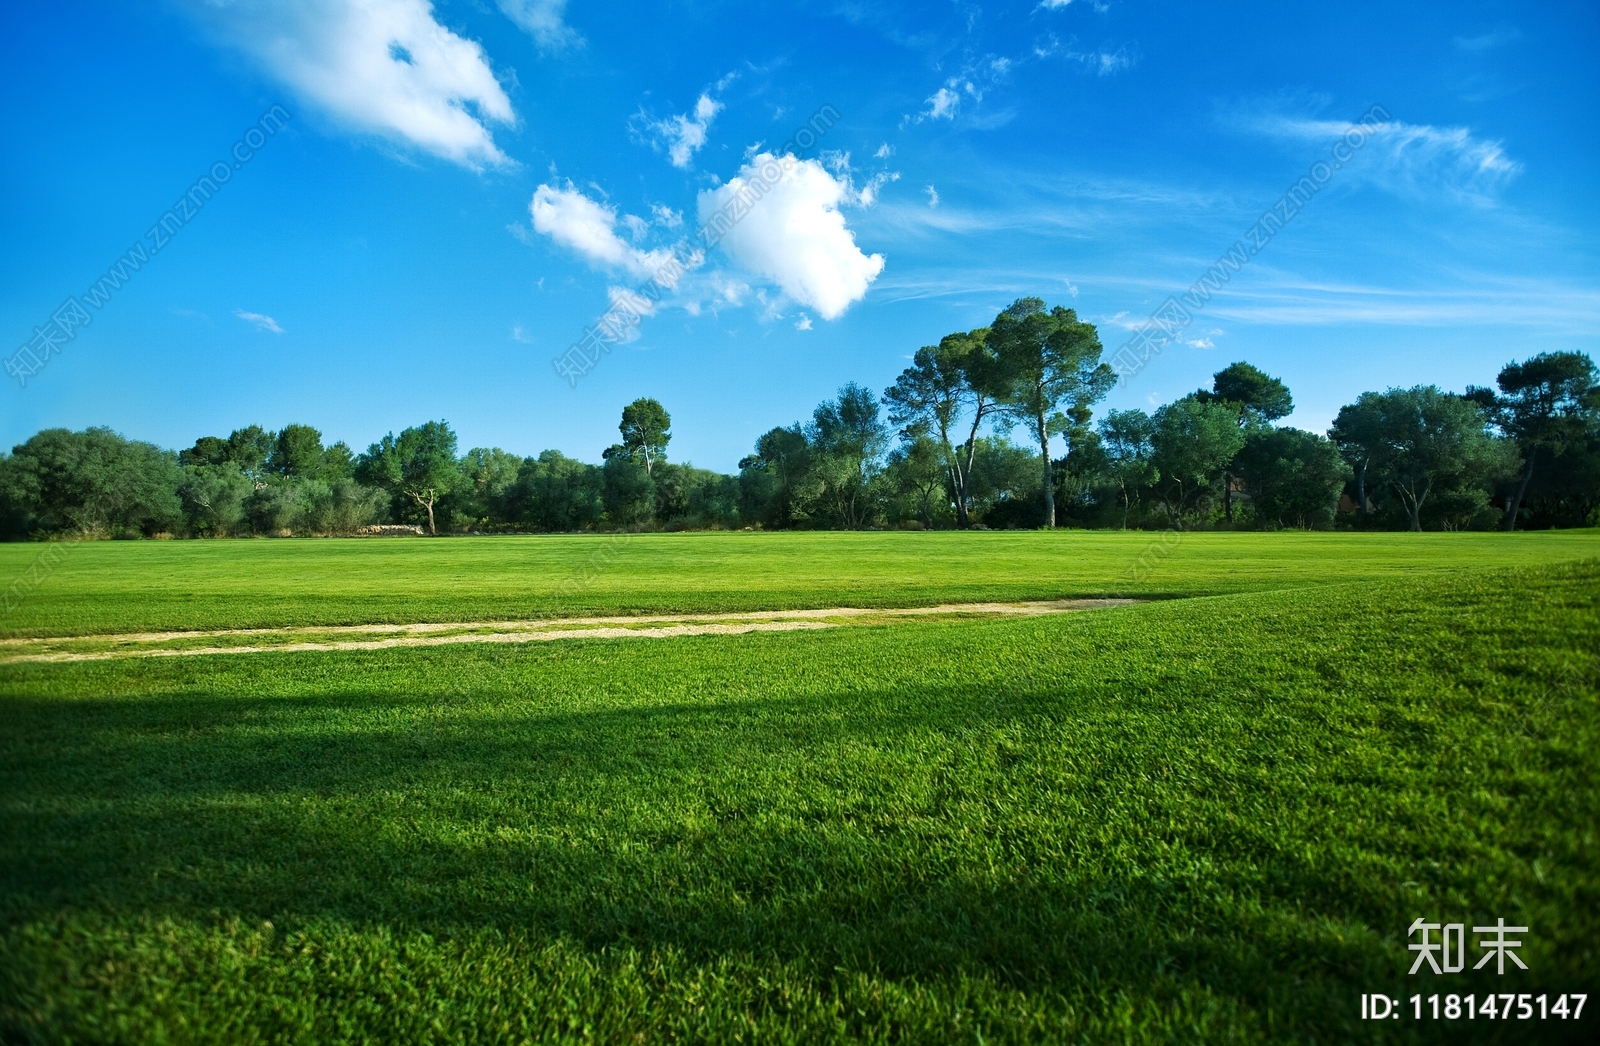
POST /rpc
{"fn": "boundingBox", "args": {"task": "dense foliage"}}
[1,300,1594,537]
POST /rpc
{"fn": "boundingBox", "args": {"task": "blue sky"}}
[3,0,1597,471]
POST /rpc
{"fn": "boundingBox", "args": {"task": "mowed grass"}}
[0,529,1597,636]
[2,554,1597,1043]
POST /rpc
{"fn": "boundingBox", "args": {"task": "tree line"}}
[2,298,1595,539]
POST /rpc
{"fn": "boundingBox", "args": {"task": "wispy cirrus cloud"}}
[234,310,284,334]
[496,0,579,51]
[1454,27,1520,53]
[1240,109,1522,203]
[177,0,514,169]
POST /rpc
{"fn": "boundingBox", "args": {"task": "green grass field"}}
[2,533,1597,1043]
[0,530,1596,636]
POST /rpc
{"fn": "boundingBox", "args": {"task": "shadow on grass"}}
[0,674,1544,1016]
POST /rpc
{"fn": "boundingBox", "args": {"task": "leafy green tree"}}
[653,463,741,526]
[601,454,655,525]
[1491,352,1598,530]
[1193,362,1293,521]
[738,425,814,528]
[617,398,672,476]
[1196,361,1294,423]
[1341,387,1509,532]
[965,436,1042,528]
[452,447,523,529]
[178,464,253,537]
[178,436,231,469]
[1097,409,1159,529]
[509,451,604,531]
[0,428,183,537]
[179,426,275,486]
[1330,394,1386,524]
[807,383,889,528]
[987,298,1114,527]
[884,330,996,527]
[226,426,275,483]
[267,424,330,478]
[883,426,951,527]
[1149,399,1247,527]
[1234,427,1351,529]
[355,421,462,535]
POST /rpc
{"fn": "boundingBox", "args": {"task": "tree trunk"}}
[1356,459,1368,524]
[1037,413,1055,528]
[957,399,988,528]
[425,498,437,536]
[1399,481,1429,532]
[1505,448,1536,532]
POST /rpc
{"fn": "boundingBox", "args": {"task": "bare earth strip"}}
[0,599,1141,665]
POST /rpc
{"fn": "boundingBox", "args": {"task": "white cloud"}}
[530,183,679,281]
[794,314,813,331]
[1250,112,1522,202]
[644,93,724,169]
[496,0,578,51]
[1454,27,1519,53]
[234,310,283,334]
[925,86,961,120]
[1038,0,1075,7]
[925,185,940,208]
[698,153,885,320]
[856,171,900,207]
[621,213,650,240]
[178,0,514,169]
[874,143,893,159]
[511,325,532,343]
[651,204,684,228]
[1066,47,1134,76]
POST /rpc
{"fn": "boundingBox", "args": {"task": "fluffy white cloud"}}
[644,93,723,169]
[529,184,679,281]
[179,0,514,168]
[496,0,578,50]
[698,153,884,320]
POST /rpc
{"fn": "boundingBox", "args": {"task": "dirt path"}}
[0,599,1141,665]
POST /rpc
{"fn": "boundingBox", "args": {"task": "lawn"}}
[0,529,1596,636]
[1,534,1597,1043]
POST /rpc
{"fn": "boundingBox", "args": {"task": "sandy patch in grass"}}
[0,599,1141,664]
